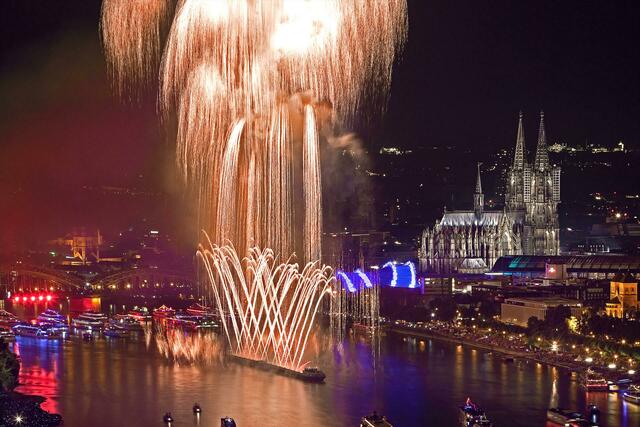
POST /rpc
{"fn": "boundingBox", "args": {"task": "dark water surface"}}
[10,329,640,427]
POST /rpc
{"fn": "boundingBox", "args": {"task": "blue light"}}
[379,260,417,288]
[382,262,398,286]
[405,261,417,288]
[355,269,373,289]
[337,271,357,293]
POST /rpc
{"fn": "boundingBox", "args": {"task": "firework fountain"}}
[101,0,406,371]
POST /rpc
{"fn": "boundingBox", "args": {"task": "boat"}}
[582,369,609,392]
[103,326,128,338]
[546,408,588,425]
[12,324,60,339]
[459,398,492,427]
[623,385,640,404]
[170,313,218,330]
[72,311,108,329]
[360,412,393,427]
[186,303,214,316]
[220,417,236,427]
[153,305,176,320]
[110,315,143,331]
[128,306,152,321]
[0,327,16,342]
[0,310,23,327]
[194,316,218,329]
[36,309,68,331]
[228,354,326,382]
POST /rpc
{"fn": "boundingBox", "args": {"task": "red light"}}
[14,296,20,303]
[38,295,44,301]
[22,297,27,302]
[46,295,52,302]
[30,296,36,302]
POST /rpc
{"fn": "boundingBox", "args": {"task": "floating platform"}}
[228,354,326,383]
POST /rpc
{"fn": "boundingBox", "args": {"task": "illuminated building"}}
[48,230,103,265]
[501,297,583,327]
[419,112,561,274]
[605,273,638,318]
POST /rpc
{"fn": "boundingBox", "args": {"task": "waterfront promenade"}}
[388,321,639,381]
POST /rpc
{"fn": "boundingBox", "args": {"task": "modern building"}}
[491,255,640,279]
[501,297,583,327]
[605,273,638,318]
[419,112,561,274]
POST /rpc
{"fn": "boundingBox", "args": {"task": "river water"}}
[10,325,640,427]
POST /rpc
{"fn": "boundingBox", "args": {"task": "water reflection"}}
[147,322,223,365]
[9,329,640,426]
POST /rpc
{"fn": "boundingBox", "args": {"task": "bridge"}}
[0,263,196,294]
[92,267,195,291]
[0,262,85,291]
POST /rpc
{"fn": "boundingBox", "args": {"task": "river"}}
[10,324,640,427]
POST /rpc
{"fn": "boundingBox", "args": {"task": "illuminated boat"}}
[103,326,128,338]
[459,398,493,427]
[0,310,22,327]
[153,305,176,319]
[220,417,236,427]
[12,324,60,339]
[0,327,16,342]
[186,303,214,316]
[228,354,326,382]
[72,311,108,329]
[110,315,143,331]
[360,412,393,427]
[170,313,218,330]
[546,408,588,426]
[623,385,640,404]
[128,306,152,321]
[582,369,609,392]
[37,309,67,328]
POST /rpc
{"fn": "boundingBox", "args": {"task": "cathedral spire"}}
[534,110,550,171]
[513,111,526,170]
[474,162,484,217]
[475,162,482,194]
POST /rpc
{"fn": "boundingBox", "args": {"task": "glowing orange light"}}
[30,296,36,302]
[38,295,44,301]
[46,295,52,302]
[22,297,27,302]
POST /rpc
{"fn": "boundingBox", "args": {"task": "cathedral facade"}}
[419,112,561,274]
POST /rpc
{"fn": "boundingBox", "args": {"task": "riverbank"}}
[388,326,587,373]
[0,391,62,427]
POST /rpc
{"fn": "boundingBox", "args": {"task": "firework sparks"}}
[102,0,406,371]
[197,239,333,371]
[101,0,407,259]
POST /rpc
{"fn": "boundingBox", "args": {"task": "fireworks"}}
[102,0,406,370]
[197,240,333,370]
[101,0,407,259]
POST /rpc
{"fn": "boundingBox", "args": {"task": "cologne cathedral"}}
[419,112,561,274]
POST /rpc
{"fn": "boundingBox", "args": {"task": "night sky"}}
[1,1,639,250]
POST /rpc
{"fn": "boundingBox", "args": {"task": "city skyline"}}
[1,2,640,426]
[1,1,640,250]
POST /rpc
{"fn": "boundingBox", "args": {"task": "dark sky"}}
[1,1,639,249]
[377,0,640,150]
